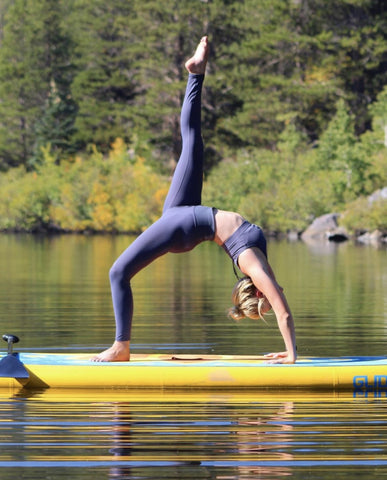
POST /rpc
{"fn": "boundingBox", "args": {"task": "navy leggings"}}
[110,74,209,341]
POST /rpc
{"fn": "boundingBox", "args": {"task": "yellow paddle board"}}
[1,352,387,394]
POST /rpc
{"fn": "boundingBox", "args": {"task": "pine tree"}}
[369,86,387,148]
[0,0,385,171]
[69,0,212,165]
[68,0,139,152]
[317,99,370,202]
[209,0,387,150]
[0,0,76,169]
[296,0,387,136]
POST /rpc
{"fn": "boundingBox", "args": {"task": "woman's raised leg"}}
[162,36,209,212]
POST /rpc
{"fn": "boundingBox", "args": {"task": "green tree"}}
[32,80,78,166]
[211,0,387,151]
[316,99,370,203]
[69,0,217,168]
[0,0,386,173]
[291,0,387,136]
[369,86,387,148]
[68,0,140,152]
[0,0,76,169]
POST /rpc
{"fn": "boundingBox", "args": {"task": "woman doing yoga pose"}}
[92,37,297,364]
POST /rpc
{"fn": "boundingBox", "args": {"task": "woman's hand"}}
[264,351,296,364]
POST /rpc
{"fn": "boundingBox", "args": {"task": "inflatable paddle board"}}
[1,350,387,394]
[1,334,386,393]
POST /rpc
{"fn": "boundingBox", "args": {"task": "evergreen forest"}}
[0,0,386,235]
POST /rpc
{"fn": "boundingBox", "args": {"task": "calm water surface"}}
[0,234,386,479]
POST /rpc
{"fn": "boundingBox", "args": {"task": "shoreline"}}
[1,226,385,246]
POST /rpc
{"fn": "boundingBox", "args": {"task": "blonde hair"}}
[228,276,271,321]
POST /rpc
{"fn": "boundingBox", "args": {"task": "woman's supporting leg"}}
[109,218,173,342]
[91,217,174,362]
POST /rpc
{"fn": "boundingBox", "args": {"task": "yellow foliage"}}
[87,182,110,206]
[109,137,128,165]
[0,137,170,232]
[110,137,126,155]
[305,66,334,84]
[153,187,168,209]
[91,204,114,231]
[50,182,89,231]
[87,183,114,230]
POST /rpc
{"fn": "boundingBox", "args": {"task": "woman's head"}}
[229,276,271,321]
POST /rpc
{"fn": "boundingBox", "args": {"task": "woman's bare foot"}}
[185,36,209,74]
[91,340,130,362]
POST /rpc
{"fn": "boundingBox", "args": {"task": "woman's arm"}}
[238,247,297,364]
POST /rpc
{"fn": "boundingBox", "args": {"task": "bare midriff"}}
[213,209,245,246]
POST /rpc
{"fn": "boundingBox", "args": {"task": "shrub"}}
[341,194,387,234]
[0,139,169,232]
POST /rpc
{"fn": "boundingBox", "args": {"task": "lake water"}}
[0,233,386,478]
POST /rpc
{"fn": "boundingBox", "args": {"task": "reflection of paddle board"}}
[0,388,361,403]
[1,352,387,393]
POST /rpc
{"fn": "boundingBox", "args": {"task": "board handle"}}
[2,334,20,355]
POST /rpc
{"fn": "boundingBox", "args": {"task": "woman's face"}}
[256,289,272,314]
[261,297,272,314]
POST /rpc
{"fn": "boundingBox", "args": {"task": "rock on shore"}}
[301,213,349,243]
[300,188,386,245]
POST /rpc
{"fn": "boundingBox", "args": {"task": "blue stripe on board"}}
[1,353,387,367]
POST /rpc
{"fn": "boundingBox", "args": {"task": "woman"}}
[92,37,297,364]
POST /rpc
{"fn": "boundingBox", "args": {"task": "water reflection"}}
[1,390,387,479]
